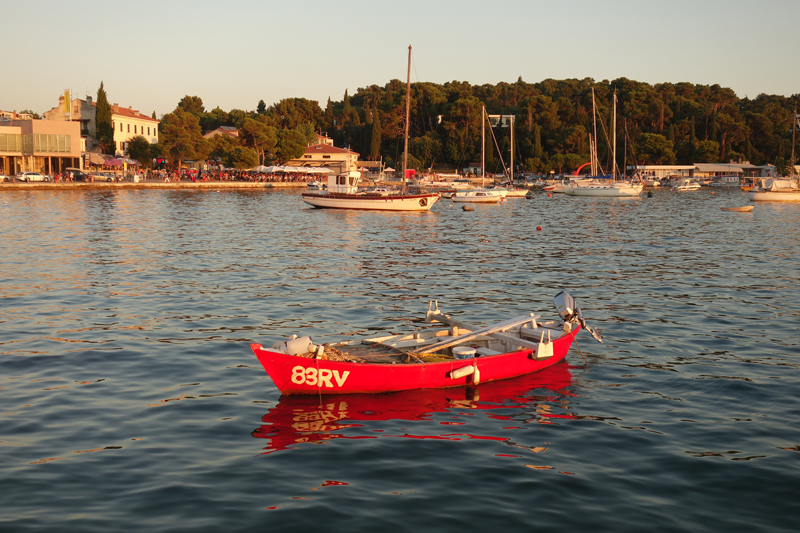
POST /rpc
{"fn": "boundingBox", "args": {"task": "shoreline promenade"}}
[0,180,309,191]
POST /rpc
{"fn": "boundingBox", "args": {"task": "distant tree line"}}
[98,78,799,175]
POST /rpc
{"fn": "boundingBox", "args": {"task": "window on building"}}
[323,155,331,159]
[134,125,137,134]
[120,123,123,132]
[127,124,130,133]
[304,155,311,158]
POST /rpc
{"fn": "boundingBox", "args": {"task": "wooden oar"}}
[411,313,539,354]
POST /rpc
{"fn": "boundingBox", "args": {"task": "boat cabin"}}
[327,170,361,194]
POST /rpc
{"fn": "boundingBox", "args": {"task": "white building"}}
[110,104,159,156]
[44,94,160,157]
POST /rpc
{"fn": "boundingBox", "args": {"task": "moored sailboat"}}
[301,46,440,211]
[566,90,643,198]
[746,104,800,202]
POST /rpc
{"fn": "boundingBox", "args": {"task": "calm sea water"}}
[1,187,798,532]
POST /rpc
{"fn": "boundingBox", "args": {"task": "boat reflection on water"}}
[252,361,577,455]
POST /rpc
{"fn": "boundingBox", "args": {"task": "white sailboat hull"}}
[301,192,440,211]
[746,190,800,202]
[452,189,503,203]
[451,196,502,203]
[566,183,643,197]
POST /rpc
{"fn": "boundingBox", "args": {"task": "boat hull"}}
[302,192,439,211]
[566,185,642,197]
[451,196,502,203]
[251,326,579,395]
[745,190,800,202]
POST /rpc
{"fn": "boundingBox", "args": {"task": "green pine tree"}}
[370,107,382,160]
[324,98,334,130]
[95,82,114,155]
[533,125,543,159]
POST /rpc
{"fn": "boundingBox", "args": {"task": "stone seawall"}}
[0,181,307,191]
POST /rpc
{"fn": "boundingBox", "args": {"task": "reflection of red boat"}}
[251,292,602,396]
[252,362,577,454]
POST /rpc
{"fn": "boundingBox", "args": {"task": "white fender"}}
[449,365,475,380]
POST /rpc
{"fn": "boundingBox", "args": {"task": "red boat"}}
[251,291,602,396]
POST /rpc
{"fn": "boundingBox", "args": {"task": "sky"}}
[5,0,799,118]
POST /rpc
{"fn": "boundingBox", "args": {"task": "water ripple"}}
[1,187,799,532]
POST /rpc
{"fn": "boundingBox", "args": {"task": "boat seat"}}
[518,327,562,342]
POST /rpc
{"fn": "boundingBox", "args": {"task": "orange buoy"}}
[536,226,542,231]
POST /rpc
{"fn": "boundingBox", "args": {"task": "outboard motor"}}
[554,291,578,322]
[554,291,603,343]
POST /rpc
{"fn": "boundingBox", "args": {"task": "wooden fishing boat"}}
[720,206,754,212]
[250,291,602,396]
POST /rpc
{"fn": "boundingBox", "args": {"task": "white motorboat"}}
[674,178,701,191]
[451,190,503,203]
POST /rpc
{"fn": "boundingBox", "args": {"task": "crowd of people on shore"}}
[32,168,329,184]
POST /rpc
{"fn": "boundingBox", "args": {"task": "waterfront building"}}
[286,142,359,174]
[108,104,159,156]
[43,94,97,142]
[0,118,81,175]
[629,162,777,181]
[43,94,159,156]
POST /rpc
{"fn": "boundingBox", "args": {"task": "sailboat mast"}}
[791,100,797,176]
[402,45,412,195]
[612,91,617,180]
[481,106,485,182]
[510,115,514,184]
[592,88,598,176]
[623,118,627,179]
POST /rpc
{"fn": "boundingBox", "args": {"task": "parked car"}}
[16,172,50,182]
[1,174,14,183]
[89,171,120,182]
[65,167,90,181]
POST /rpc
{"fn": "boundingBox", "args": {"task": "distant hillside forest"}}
[150,78,799,174]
